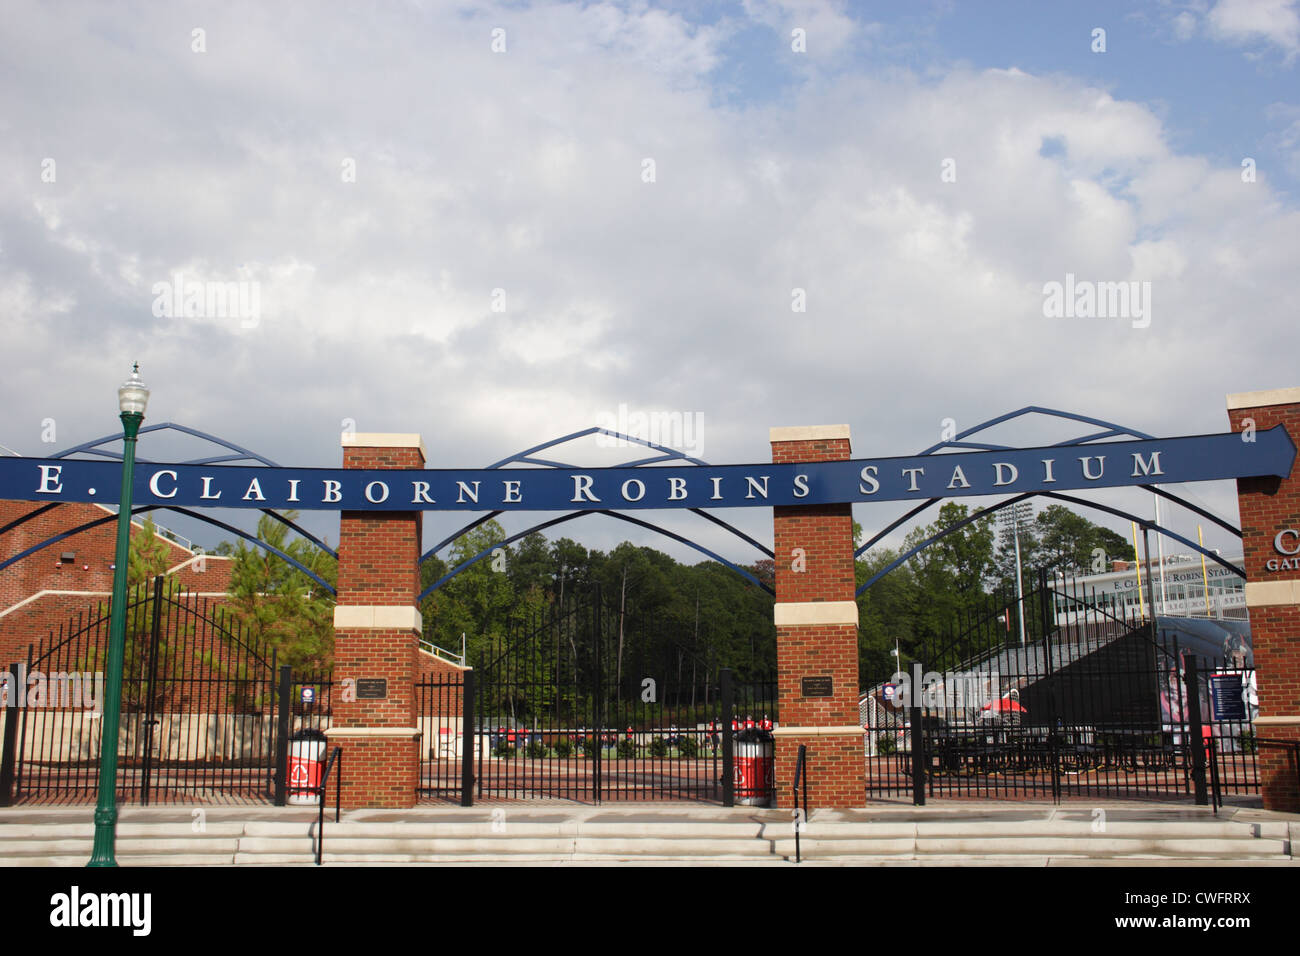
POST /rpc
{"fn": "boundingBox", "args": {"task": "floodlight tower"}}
[997,502,1034,646]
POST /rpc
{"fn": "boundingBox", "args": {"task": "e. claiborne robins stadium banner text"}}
[2,429,1293,513]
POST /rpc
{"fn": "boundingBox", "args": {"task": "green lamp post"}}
[87,363,150,867]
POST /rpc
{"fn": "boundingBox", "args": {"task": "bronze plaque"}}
[801,676,833,698]
[356,678,388,700]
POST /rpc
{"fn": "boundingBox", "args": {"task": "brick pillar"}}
[1228,389,1300,812]
[770,425,862,809]
[326,433,426,809]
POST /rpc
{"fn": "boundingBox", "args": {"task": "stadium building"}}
[1053,553,1247,624]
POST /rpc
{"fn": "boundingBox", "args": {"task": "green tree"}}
[507,532,553,597]
[855,548,920,686]
[598,543,674,686]
[1032,504,1135,575]
[900,502,997,665]
[991,520,1040,594]
[219,511,337,673]
[128,514,172,586]
[550,537,594,602]
[420,519,516,666]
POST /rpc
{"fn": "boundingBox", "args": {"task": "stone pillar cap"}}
[1227,387,1300,411]
[342,432,427,462]
[769,425,851,443]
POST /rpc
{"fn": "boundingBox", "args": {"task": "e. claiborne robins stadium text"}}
[3,429,1292,513]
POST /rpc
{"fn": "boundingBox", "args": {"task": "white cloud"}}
[0,1,1293,561]
[1207,0,1300,59]
[1172,10,1200,41]
[741,0,868,59]
[1264,102,1300,175]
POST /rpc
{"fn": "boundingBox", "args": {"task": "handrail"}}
[1254,738,1300,799]
[792,744,807,864]
[312,746,342,865]
[418,638,465,667]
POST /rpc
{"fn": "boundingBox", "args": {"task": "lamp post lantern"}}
[87,363,150,867]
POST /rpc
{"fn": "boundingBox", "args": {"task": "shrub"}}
[617,738,637,759]
[677,737,700,759]
[877,735,897,755]
[493,741,516,759]
[553,738,573,758]
[526,741,549,759]
[1240,729,1256,754]
[648,737,669,758]
[581,737,600,759]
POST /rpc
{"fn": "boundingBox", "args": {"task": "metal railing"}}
[312,746,342,865]
[1254,738,1300,798]
[792,744,807,864]
[419,638,466,667]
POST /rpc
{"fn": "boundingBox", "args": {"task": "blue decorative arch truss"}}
[418,427,774,601]
[1,409,1249,607]
[0,423,337,594]
[855,406,1244,596]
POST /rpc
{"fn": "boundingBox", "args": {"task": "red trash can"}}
[287,729,327,805]
[734,729,774,806]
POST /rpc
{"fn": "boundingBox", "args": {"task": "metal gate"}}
[862,568,1259,804]
[432,587,775,804]
[1,575,278,805]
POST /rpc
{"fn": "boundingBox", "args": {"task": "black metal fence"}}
[1,577,278,805]
[862,568,1259,805]
[3,566,1264,811]
[416,670,466,800]
[416,588,777,805]
[0,579,779,808]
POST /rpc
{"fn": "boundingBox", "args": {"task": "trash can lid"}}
[290,728,328,741]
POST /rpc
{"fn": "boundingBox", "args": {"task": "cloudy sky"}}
[2,0,1297,571]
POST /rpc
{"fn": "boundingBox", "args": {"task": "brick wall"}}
[770,426,863,809]
[1228,392,1300,811]
[776,623,860,726]
[0,500,231,665]
[774,734,862,812]
[328,435,425,809]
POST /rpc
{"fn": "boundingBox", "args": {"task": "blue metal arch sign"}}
[1,428,1292,512]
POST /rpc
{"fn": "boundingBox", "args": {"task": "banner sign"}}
[0,427,1291,513]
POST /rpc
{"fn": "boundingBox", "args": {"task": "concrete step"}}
[768,837,1289,858]
[2,807,1293,865]
[770,820,1288,838]
[909,820,1291,839]
[911,837,1289,857]
[0,822,248,839]
[237,837,580,854]
[570,837,774,856]
[1,837,242,856]
[0,854,239,867]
